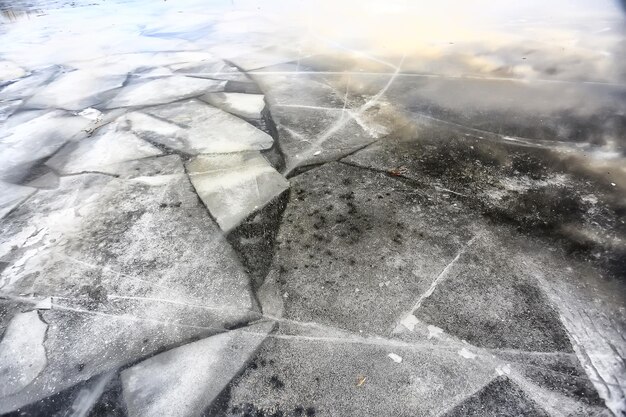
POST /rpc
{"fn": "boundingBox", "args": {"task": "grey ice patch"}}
[0,311,48,397]
[122,321,274,417]
[105,76,225,108]
[186,152,289,231]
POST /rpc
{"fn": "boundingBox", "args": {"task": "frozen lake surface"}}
[0,0,625,416]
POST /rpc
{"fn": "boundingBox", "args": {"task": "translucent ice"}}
[187,152,289,231]
[0,311,48,397]
[202,92,265,119]
[0,67,60,101]
[0,61,25,81]
[0,110,92,182]
[0,181,36,220]
[27,70,127,111]
[125,99,273,154]
[46,121,162,175]
[105,76,225,108]
[121,321,274,417]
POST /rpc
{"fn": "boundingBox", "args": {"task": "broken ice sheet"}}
[125,99,273,154]
[0,168,259,412]
[186,152,289,231]
[0,100,22,122]
[229,47,305,71]
[0,110,91,182]
[201,92,265,119]
[46,121,162,175]
[0,311,48,397]
[26,70,127,110]
[169,60,250,82]
[105,75,225,108]
[0,181,36,220]
[0,66,60,101]
[121,321,274,417]
[0,60,26,81]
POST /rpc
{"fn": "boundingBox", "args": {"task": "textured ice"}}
[125,99,273,154]
[0,61,25,81]
[66,154,186,179]
[0,311,48,397]
[186,152,289,231]
[26,70,127,110]
[46,121,163,175]
[68,52,218,76]
[0,100,22,122]
[0,169,258,412]
[122,321,274,417]
[0,182,36,220]
[0,110,92,182]
[105,76,225,108]
[202,92,265,119]
[0,66,59,100]
[229,47,304,71]
[170,61,249,82]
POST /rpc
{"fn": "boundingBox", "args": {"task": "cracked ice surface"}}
[0,0,625,416]
[187,152,289,231]
[124,99,274,154]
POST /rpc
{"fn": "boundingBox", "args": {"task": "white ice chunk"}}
[35,297,53,310]
[46,122,162,175]
[457,348,477,360]
[400,314,419,331]
[229,47,304,71]
[121,322,273,417]
[26,172,60,190]
[495,364,511,376]
[126,99,273,154]
[0,311,48,397]
[427,325,444,339]
[78,107,102,121]
[170,61,248,82]
[187,152,289,231]
[0,110,91,181]
[202,92,265,119]
[0,100,22,122]
[27,70,126,110]
[0,61,26,81]
[0,181,36,220]
[387,353,403,363]
[105,76,225,108]
[0,67,59,100]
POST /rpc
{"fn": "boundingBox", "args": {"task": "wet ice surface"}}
[0,0,625,416]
